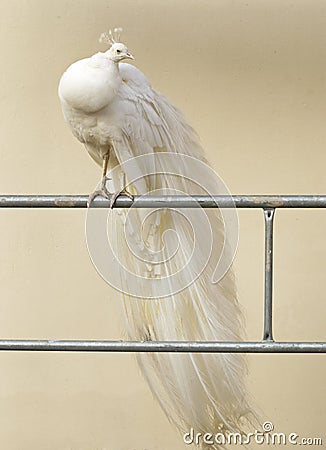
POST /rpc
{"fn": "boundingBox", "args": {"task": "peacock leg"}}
[87,152,111,206]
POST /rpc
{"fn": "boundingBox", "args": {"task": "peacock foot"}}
[87,186,111,207]
[109,188,134,208]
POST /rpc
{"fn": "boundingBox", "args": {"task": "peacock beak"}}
[125,52,134,60]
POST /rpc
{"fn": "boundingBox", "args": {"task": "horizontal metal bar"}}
[0,340,325,353]
[0,195,326,208]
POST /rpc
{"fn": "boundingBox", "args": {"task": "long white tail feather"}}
[106,91,253,443]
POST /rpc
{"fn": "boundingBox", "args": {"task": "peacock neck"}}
[108,60,121,78]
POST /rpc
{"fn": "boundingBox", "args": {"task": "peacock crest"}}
[99,27,123,46]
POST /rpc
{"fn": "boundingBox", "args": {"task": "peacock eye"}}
[116,49,121,54]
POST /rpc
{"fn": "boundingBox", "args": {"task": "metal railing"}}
[0,194,325,354]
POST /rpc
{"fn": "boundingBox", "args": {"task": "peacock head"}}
[99,28,134,63]
[106,43,134,62]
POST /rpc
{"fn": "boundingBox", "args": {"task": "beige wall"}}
[0,0,325,449]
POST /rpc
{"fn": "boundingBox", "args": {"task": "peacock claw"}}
[109,188,134,209]
[87,174,113,207]
[87,187,111,207]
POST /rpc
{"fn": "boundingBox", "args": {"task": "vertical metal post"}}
[263,208,275,341]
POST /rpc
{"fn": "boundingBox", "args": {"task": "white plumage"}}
[59,34,253,447]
